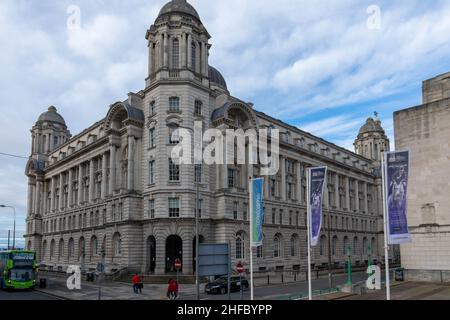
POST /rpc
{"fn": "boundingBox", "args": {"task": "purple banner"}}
[308,167,327,247]
[385,151,412,245]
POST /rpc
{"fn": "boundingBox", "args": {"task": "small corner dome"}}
[358,117,384,135]
[37,106,66,126]
[158,0,200,20]
[209,66,228,90]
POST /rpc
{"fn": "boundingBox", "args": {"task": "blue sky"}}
[1,0,450,242]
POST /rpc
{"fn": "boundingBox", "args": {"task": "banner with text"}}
[385,151,412,244]
[308,167,327,247]
[250,178,264,247]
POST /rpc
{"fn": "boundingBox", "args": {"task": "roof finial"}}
[374,111,379,119]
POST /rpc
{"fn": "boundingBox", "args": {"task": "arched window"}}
[320,236,326,256]
[371,237,376,254]
[290,235,298,257]
[343,236,349,256]
[79,237,85,261]
[68,238,74,259]
[235,232,245,260]
[191,42,196,71]
[353,237,359,256]
[91,236,98,258]
[273,235,281,258]
[50,240,55,259]
[332,236,338,256]
[58,239,64,260]
[113,233,122,257]
[363,237,368,255]
[42,240,47,259]
[172,38,179,69]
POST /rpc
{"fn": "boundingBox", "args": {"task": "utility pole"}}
[7,230,10,250]
[0,205,16,249]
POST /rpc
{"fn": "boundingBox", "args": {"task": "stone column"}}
[334,173,340,210]
[68,169,73,208]
[101,153,108,199]
[345,176,350,211]
[280,157,286,200]
[296,162,302,203]
[127,136,135,190]
[155,237,166,275]
[58,174,63,210]
[163,33,168,68]
[47,134,51,153]
[50,176,55,212]
[43,181,48,215]
[364,182,369,213]
[89,159,95,202]
[27,180,33,216]
[110,145,117,195]
[181,33,187,68]
[324,181,329,210]
[159,33,164,69]
[187,34,192,69]
[148,41,153,76]
[355,179,359,212]
[264,176,269,199]
[35,180,41,216]
[78,164,83,205]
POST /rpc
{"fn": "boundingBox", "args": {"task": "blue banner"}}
[308,167,327,247]
[385,151,412,244]
[250,178,264,247]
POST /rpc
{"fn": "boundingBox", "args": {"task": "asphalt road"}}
[201,271,379,300]
[0,289,60,300]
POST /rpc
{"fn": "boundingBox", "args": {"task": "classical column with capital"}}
[280,157,286,200]
[109,145,117,195]
[187,34,192,69]
[127,136,135,190]
[89,159,95,202]
[78,164,83,205]
[58,174,64,210]
[355,179,360,212]
[345,176,350,211]
[181,33,187,68]
[68,169,73,208]
[101,153,108,199]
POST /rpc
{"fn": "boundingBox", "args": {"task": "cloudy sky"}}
[1,0,450,244]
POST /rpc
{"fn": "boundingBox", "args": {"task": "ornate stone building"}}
[24,0,395,275]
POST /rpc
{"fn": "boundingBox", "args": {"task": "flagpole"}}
[306,168,312,300]
[381,153,391,300]
[249,177,254,301]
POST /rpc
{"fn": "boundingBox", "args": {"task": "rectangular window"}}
[272,209,276,224]
[169,198,180,218]
[195,164,202,183]
[169,158,180,181]
[194,100,202,116]
[169,97,180,112]
[197,199,203,218]
[279,210,283,225]
[149,128,156,148]
[149,160,155,184]
[149,101,156,116]
[228,169,235,188]
[287,183,293,200]
[243,204,248,221]
[270,179,276,197]
[149,199,155,219]
[233,202,238,220]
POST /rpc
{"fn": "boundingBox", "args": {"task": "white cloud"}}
[300,115,366,137]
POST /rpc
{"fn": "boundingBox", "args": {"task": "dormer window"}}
[169,97,180,112]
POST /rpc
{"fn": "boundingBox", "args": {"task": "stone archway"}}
[165,235,182,273]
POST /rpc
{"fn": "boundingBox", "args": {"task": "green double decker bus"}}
[0,250,37,290]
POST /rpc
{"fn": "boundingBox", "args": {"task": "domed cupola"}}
[354,116,390,161]
[158,0,201,21]
[209,66,228,91]
[31,106,71,155]
[145,0,211,87]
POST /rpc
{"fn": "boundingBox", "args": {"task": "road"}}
[200,270,380,300]
[0,289,60,300]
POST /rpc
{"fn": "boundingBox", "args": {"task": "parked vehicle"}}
[205,276,249,295]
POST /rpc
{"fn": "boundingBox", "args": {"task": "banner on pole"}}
[385,151,412,245]
[250,178,264,247]
[308,167,327,247]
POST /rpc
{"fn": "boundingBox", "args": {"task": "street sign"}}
[236,262,244,274]
[174,259,182,271]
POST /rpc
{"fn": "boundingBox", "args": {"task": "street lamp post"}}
[368,245,372,268]
[0,205,16,250]
[195,164,200,301]
[347,245,352,286]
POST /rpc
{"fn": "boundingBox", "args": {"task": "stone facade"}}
[394,72,450,282]
[24,0,396,275]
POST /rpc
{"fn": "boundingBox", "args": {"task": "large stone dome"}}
[158,0,200,21]
[209,66,227,90]
[358,117,384,135]
[37,106,66,126]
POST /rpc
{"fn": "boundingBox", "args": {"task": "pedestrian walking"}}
[138,276,144,294]
[132,274,141,294]
[167,279,178,300]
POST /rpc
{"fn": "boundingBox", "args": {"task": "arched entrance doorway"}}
[147,236,156,273]
[165,235,182,273]
[192,235,205,273]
